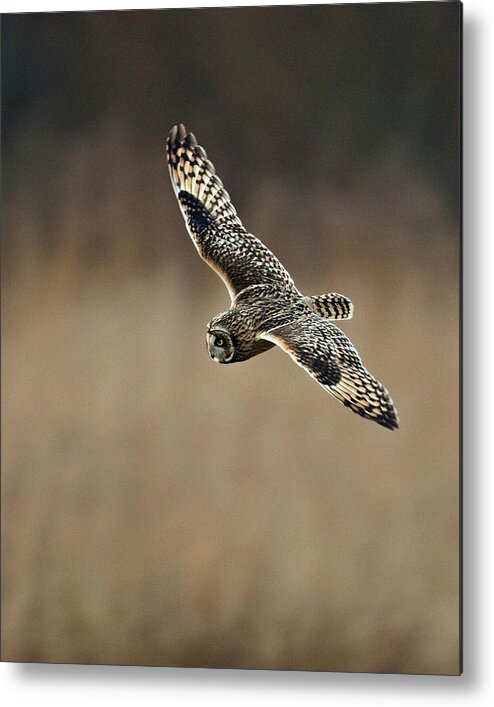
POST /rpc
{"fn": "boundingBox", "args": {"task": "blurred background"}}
[1,2,460,674]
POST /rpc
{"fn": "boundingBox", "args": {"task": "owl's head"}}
[207,328,235,363]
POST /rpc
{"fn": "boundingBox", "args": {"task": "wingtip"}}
[167,123,186,145]
[380,410,400,431]
[168,123,199,151]
[168,124,177,142]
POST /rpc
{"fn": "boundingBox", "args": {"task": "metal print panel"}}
[1,1,461,674]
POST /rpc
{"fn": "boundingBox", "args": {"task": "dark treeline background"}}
[2,3,460,673]
[2,3,459,265]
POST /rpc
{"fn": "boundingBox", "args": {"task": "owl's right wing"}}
[167,124,296,301]
[261,314,399,430]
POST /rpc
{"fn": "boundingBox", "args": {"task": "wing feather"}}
[262,315,399,430]
[167,124,296,300]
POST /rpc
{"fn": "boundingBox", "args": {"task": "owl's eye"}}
[215,336,225,348]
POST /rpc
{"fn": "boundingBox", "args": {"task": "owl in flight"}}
[167,124,399,430]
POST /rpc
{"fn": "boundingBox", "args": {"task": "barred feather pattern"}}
[262,315,399,430]
[306,293,354,320]
[167,124,243,229]
[166,124,296,300]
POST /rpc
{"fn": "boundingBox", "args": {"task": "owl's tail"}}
[304,293,354,320]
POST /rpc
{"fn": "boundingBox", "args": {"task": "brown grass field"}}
[2,123,459,673]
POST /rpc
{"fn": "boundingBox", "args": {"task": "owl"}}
[166,124,399,430]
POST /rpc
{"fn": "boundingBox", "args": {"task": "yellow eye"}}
[215,337,224,347]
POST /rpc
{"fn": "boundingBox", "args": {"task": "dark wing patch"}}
[178,192,212,235]
[261,315,399,430]
[167,124,296,300]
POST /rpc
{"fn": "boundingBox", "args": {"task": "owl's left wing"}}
[167,124,295,301]
[261,315,399,430]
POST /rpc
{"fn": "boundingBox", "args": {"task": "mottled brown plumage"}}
[166,124,399,430]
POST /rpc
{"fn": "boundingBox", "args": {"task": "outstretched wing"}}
[261,315,399,430]
[167,124,295,300]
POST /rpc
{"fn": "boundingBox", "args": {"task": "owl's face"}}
[207,329,235,363]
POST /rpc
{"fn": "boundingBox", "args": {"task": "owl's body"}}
[167,124,399,430]
[209,284,306,362]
